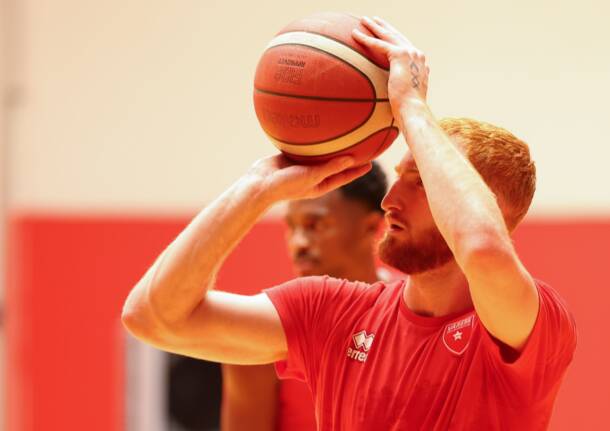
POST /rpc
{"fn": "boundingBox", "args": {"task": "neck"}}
[403,260,473,318]
[342,257,379,284]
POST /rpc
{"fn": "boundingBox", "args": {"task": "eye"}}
[307,219,322,231]
[307,217,330,233]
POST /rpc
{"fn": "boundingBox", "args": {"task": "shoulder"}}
[534,279,577,341]
[322,276,404,304]
[534,279,575,324]
[483,278,577,366]
[264,276,401,313]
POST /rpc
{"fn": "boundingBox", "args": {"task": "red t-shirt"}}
[274,268,402,431]
[276,376,317,430]
[264,276,576,431]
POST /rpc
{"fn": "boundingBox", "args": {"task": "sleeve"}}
[480,280,577,400]
[263,276,363,384]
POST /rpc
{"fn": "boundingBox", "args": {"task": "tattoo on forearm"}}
[410,62,420,89]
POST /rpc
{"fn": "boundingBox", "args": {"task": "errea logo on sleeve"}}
[347,330,375,362]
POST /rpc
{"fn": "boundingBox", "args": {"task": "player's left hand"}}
[352,16,429,114]
[246,154,372,204]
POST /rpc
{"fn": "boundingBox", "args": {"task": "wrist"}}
[396,97,428,116]
[235,173,277,212]
[396,98,433,133]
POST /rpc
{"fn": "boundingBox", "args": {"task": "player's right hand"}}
[246,154,372,203]
[353,16,429,115]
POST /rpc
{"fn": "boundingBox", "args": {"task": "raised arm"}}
[353,17,539,350]
[121,154,370,364]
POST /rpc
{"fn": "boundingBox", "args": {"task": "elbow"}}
[121,286,189,348]
[121,302,150,340]
[121,305,139,334]
[121,292,165,344]
[121,305,171,347]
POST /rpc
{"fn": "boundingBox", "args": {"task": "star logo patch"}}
[442,314,476,355]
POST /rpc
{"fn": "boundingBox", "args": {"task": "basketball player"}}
[221,163,389,431]
[122,16,576,429]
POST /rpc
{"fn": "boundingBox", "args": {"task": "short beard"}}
[378,228,454,274]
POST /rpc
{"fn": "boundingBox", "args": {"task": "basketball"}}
[253,12,400,165]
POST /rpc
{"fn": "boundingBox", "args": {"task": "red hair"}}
[439,118,537,229]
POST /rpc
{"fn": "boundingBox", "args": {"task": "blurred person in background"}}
[221,162,392,431]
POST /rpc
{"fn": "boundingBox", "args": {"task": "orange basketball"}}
[253,12,399,165]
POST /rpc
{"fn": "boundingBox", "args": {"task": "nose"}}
[381,181,403,213]
[288,227,310,252]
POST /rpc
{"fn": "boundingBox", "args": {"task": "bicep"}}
[153,291,287,365]
[465,246,539,351]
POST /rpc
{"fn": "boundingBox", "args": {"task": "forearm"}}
[399,101,511,259]
[124,174,274,327]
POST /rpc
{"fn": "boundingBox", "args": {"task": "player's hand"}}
[247,154,372,203]
[352,16,429,113]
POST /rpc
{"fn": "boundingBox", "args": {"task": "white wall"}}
[7,0,610,215]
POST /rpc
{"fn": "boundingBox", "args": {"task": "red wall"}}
[512,220,610,428]
[5,215,609,430]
